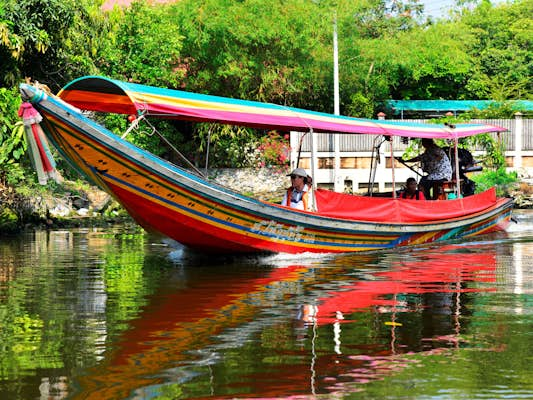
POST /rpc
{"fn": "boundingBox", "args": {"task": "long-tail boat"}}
[19,76,513,254]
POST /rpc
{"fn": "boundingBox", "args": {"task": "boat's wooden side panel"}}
[34,94,513,254]
[38,111,404,252]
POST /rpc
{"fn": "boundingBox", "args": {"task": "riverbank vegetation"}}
[0,0,531,230]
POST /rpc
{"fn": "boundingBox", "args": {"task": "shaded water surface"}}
[0,212,532,399]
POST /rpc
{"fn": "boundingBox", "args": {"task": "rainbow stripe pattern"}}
[57,76,507,139]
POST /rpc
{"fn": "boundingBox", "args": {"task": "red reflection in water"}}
[72,243,499,399]
[74,265,309,399]
[312,244,496,325]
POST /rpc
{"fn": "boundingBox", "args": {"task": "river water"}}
[0,211,532,400]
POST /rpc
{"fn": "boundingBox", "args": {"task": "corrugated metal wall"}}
[521,118,533,150]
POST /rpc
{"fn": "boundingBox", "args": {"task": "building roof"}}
[386,100,533,115]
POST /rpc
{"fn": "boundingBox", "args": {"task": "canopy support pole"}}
[368,136,386,196]
[204,125,212,176]
[332,12,342,193]
[390,137,396,198]
[334,136,341,192]
[454,138,461,197]
[310,128,318,211]
[296,131,308,168]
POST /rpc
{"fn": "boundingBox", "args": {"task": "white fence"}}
[290,114,533,192]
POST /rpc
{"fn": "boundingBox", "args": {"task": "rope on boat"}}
[123,112,205,177]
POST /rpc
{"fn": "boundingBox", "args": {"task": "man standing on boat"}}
[282,168,315,211]
[403,139,452,199]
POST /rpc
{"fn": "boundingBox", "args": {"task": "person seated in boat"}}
[402,138,452,199]
[281,168,314,211]
[399,177,426,200]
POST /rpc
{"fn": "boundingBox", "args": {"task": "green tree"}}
[340,0,532,115]
[460,0,533,99]
[96,1,185,88]
[0,0,86,90]
[339,22,475,117]
[348,0,425,39]
[171,0,333,109]
[0,87,26,185]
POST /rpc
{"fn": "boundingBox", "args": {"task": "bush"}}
[0,86,28,185]
[471,168,518,196]
[0,207,19,233]
[256,131,290,168]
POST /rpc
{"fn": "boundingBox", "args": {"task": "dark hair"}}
[406,177,417,184]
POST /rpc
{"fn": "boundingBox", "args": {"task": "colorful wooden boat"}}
[19,76,513,254]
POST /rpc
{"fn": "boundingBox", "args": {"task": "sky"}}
[421,0,508,19]
[420,0,457,18]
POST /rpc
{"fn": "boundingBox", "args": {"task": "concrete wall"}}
[209,167,288,201]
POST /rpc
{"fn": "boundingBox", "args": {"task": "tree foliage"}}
[460,0,533,99]
[170,0,333,109]
[0,0,531,177]
[0,0,85,90]
[96,1,185,87]
[0,87,27,185]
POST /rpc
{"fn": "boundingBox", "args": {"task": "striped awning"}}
[58,76,507,139]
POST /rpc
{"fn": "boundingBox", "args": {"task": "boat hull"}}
[23,86,514,254]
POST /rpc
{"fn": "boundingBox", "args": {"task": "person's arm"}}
[281,191,288,207]
[403,154,421,163]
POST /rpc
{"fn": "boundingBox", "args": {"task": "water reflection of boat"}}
[309,243,498,325]
[19,78,513,254]
[294,243,503,393]
[72,264,310,399]
[70,242,503,398]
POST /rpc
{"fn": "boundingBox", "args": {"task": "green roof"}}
[386,100,533,114]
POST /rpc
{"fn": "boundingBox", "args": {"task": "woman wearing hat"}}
[281,168,314,211]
